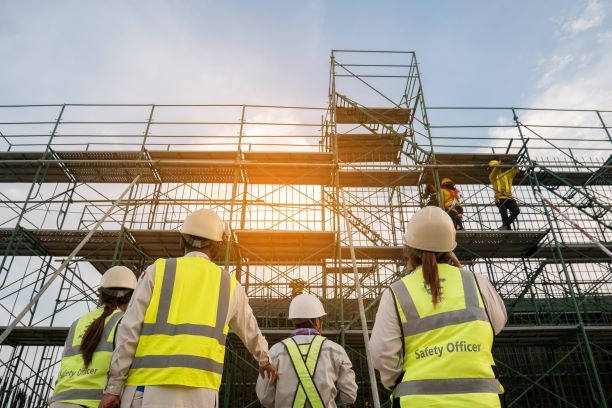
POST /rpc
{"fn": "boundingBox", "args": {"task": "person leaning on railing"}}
[369,207,508,407]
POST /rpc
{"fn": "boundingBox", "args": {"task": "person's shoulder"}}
[321,337,350,355]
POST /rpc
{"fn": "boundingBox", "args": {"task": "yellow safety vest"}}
[389,264,503,408]
[282,335,326,408]
[50,308,123,408]
[126,256,236,390]
[441,188,461,210]
[489,167,519,200]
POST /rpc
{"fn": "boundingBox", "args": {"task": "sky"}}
[1,0,611,110]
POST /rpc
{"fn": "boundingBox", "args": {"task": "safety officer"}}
[370,206,507,407]
[99,209,277,408]
[488,159,521,230]
[49,266,137,408]
[440,177,464,230]
[256,293,358,407]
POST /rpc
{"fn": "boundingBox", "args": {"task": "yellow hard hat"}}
[489,160,501,166]
[181,208,225,243]
[101,266,137,290]
[404,207,457,252]
[440,177,454,186]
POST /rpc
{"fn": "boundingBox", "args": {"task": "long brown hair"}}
[80,288,133,367]
[405,247,451,306]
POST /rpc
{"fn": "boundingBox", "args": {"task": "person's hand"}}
[449,252,462,268]
[98,393,120,408]
[259,362,278,384]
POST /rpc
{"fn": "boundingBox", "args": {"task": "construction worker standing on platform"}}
[370,206,507,407]
[489,159,521,230]
[256,293,358,408]
[49,266,137,408]
[440,178,464,230]
[99,209,277,408]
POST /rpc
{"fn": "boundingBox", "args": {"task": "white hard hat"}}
[180,209,225,243]
[404,206,457,253]
[288,293,326,320]
[101,266,137,290]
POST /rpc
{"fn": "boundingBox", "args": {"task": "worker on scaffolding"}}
[440,177,465,230]
[489,159,521,230]
[49,266,137,408]
[369,206,507,407]
[255,293,358,407]
[98,209,277,408]
[421,184,439,207]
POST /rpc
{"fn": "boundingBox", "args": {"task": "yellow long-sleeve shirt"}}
[489,167,519,200]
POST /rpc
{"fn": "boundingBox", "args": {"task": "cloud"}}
[563,0,605,34]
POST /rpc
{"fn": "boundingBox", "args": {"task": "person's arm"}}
[335,346,358,404]
[103,265,155,396]
[475,274,508,335]
[255,344,279,408]
[228,281,270,367]
[369,288,403,390]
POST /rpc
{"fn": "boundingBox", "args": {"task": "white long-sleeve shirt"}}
[369,272,507,390]
[256,334,358,407]
[104,251,270,408]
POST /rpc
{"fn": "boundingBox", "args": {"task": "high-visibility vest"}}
[281,335,326,408]
[126,256,237,390]
[49,308,123,408]
[389,264,503,407]
[489,167,518,199]
[442,187,461,210]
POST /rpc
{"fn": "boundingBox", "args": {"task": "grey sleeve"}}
[335,346,358,404]
[475,274,508,335]
[256,344,279,408]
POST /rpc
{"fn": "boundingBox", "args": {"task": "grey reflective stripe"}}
[391,269,489,337]
[49,388,103,403]
[131,354,224,374]
[394,378,502,396]
[62,310,123,357]
[141,257,231,345]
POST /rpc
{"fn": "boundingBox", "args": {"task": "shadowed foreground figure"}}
[256,293,358,408]
[370,206,508,407]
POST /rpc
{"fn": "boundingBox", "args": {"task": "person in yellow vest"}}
[488,159,520,230]
[369,206,508,407]
[440,178,464,230]
[255,293,358,407]
[49,266,137,408]
[98,209,277,408]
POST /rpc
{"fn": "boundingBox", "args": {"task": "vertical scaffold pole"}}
[0,174,142,345]
[340,188,381,408]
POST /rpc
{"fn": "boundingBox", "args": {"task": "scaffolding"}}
[0,50,610,407]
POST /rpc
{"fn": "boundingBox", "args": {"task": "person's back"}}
[390,264,500,407]
[257,334,356,407]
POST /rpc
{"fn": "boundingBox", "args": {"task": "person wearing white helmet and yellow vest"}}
[488,158,521,230]
[99,209,276,408]
[370,206,508,407]
[49,266,137,408]
[256,293,358,408]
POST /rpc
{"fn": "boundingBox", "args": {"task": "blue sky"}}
[1,0,611,109]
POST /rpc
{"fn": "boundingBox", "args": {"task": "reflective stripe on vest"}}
[390,267,501,401]
[282,335,326,408]
[126,257,235,390]
[49,308,123,407]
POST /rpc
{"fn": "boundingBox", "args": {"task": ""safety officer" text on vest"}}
[414,341,481,359]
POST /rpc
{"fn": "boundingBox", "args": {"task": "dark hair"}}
[294,319,318,329]
[80,288,133,367]
[405,247,451,306]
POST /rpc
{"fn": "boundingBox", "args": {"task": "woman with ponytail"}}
[49,266,137,408]
[370,206,507,408]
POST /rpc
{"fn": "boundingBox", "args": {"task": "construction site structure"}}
[0,50,611,407]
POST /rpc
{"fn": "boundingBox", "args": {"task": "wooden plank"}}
[338,170,420,187]
[0,152,70,183]
[336,107,411,124]
[336,134,402,163]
